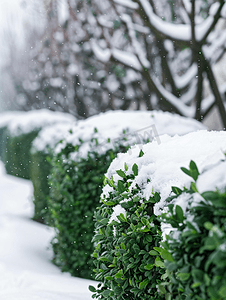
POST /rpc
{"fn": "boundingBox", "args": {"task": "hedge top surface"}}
[31,122,75,153]
[0,111,24,129]
[5,109,76,136]
[55,110,206,158]
[103,130,226,221]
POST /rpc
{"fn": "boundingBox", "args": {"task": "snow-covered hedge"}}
[30,123,74,222]
[2,109,75,179]
[45,110,205,280]
[90,131,226,300]
[159,159,226,299]
[0,111,22,161]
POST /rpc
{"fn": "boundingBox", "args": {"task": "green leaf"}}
[120,242,126,250]
[177,273,190,281]
[132,163,138,176]
[166,262,178,271]
[219,285,226,297]
[144,264,154,270]
[89,285,96,292]
[161,249,174,262]
[172,186,183,195]
[190,182,198,193]
[102,289,112,297]
[175,205,184,222]
[146,235,153,243]
[149,250,159,256]
[116,169,127,179]
[100,198,115,206]
[158,284,167,294]
[191,282,202,288]
[139,149,144,157]
[105,276,114,280]
[155,257,164,268]
[118,180,126,193]
[124,162,128,171]
[189,160,199,181]
[115,269,123,278]
[181,167,191,177]
[139,278,149,289]
[204,222,213,230]
[117,213,127,222]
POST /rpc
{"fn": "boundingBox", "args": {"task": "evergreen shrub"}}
[46,131,130,279]
[90,131,226,300]
[45,111,206,281]
[0,126,7,161]
[90,150,168,299]
[30,150,52,222]
[159,160,226,300]
[4,130,39,179]
[30,122,74,223]
[3,109,75,180]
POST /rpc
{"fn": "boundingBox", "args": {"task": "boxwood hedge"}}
[159,160,226,300]
[45,130,131,279]
[90,150,169,299]
[30,150,52,222]
[4,130,39,179]
[90,132,226,300]
[44,111,206,281]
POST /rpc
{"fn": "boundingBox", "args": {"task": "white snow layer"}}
[1,109,76,136]
[32,122,74,153]
[0,161,96,300]
[103,131,226,219]
[55,110,206,159]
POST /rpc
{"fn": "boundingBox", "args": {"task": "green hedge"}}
[4,130,39,179]
[30,150,52,223]
[45,133,130,280]
[90,151,166,299]
[91,157,226,300]
[0,126,7,161]
[159,160,226,300]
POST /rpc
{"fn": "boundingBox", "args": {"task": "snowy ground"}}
[0,161,96,300]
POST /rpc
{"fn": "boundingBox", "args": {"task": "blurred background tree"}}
[1,0,226,126]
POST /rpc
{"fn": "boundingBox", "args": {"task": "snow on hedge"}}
[55,110,206,158]
[0,111,24,129]
[3,109,76,136]
[32,122,75,153]
[103,130,226,221]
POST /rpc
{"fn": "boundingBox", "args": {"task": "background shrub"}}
[2,109,75,180]
[46,134,129,279]
[30,150,52,222]
[30,122,75,223]
[0,126,8,161]
[159,160,226,300]
[4,130,39,179]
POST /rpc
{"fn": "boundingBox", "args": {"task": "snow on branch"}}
[113,0,139,10]
[196,2,225,42]
[138,0,191,42]
[152,76,195,118]
[112,48,142,71]
[91,39,111,63]
[182,0,191,15]
[201,82,226,113]
[97,16,114,28]
[174,63,197,90]
[121,14,150,68]
[203,28,226,63]
[137,0,225,43]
